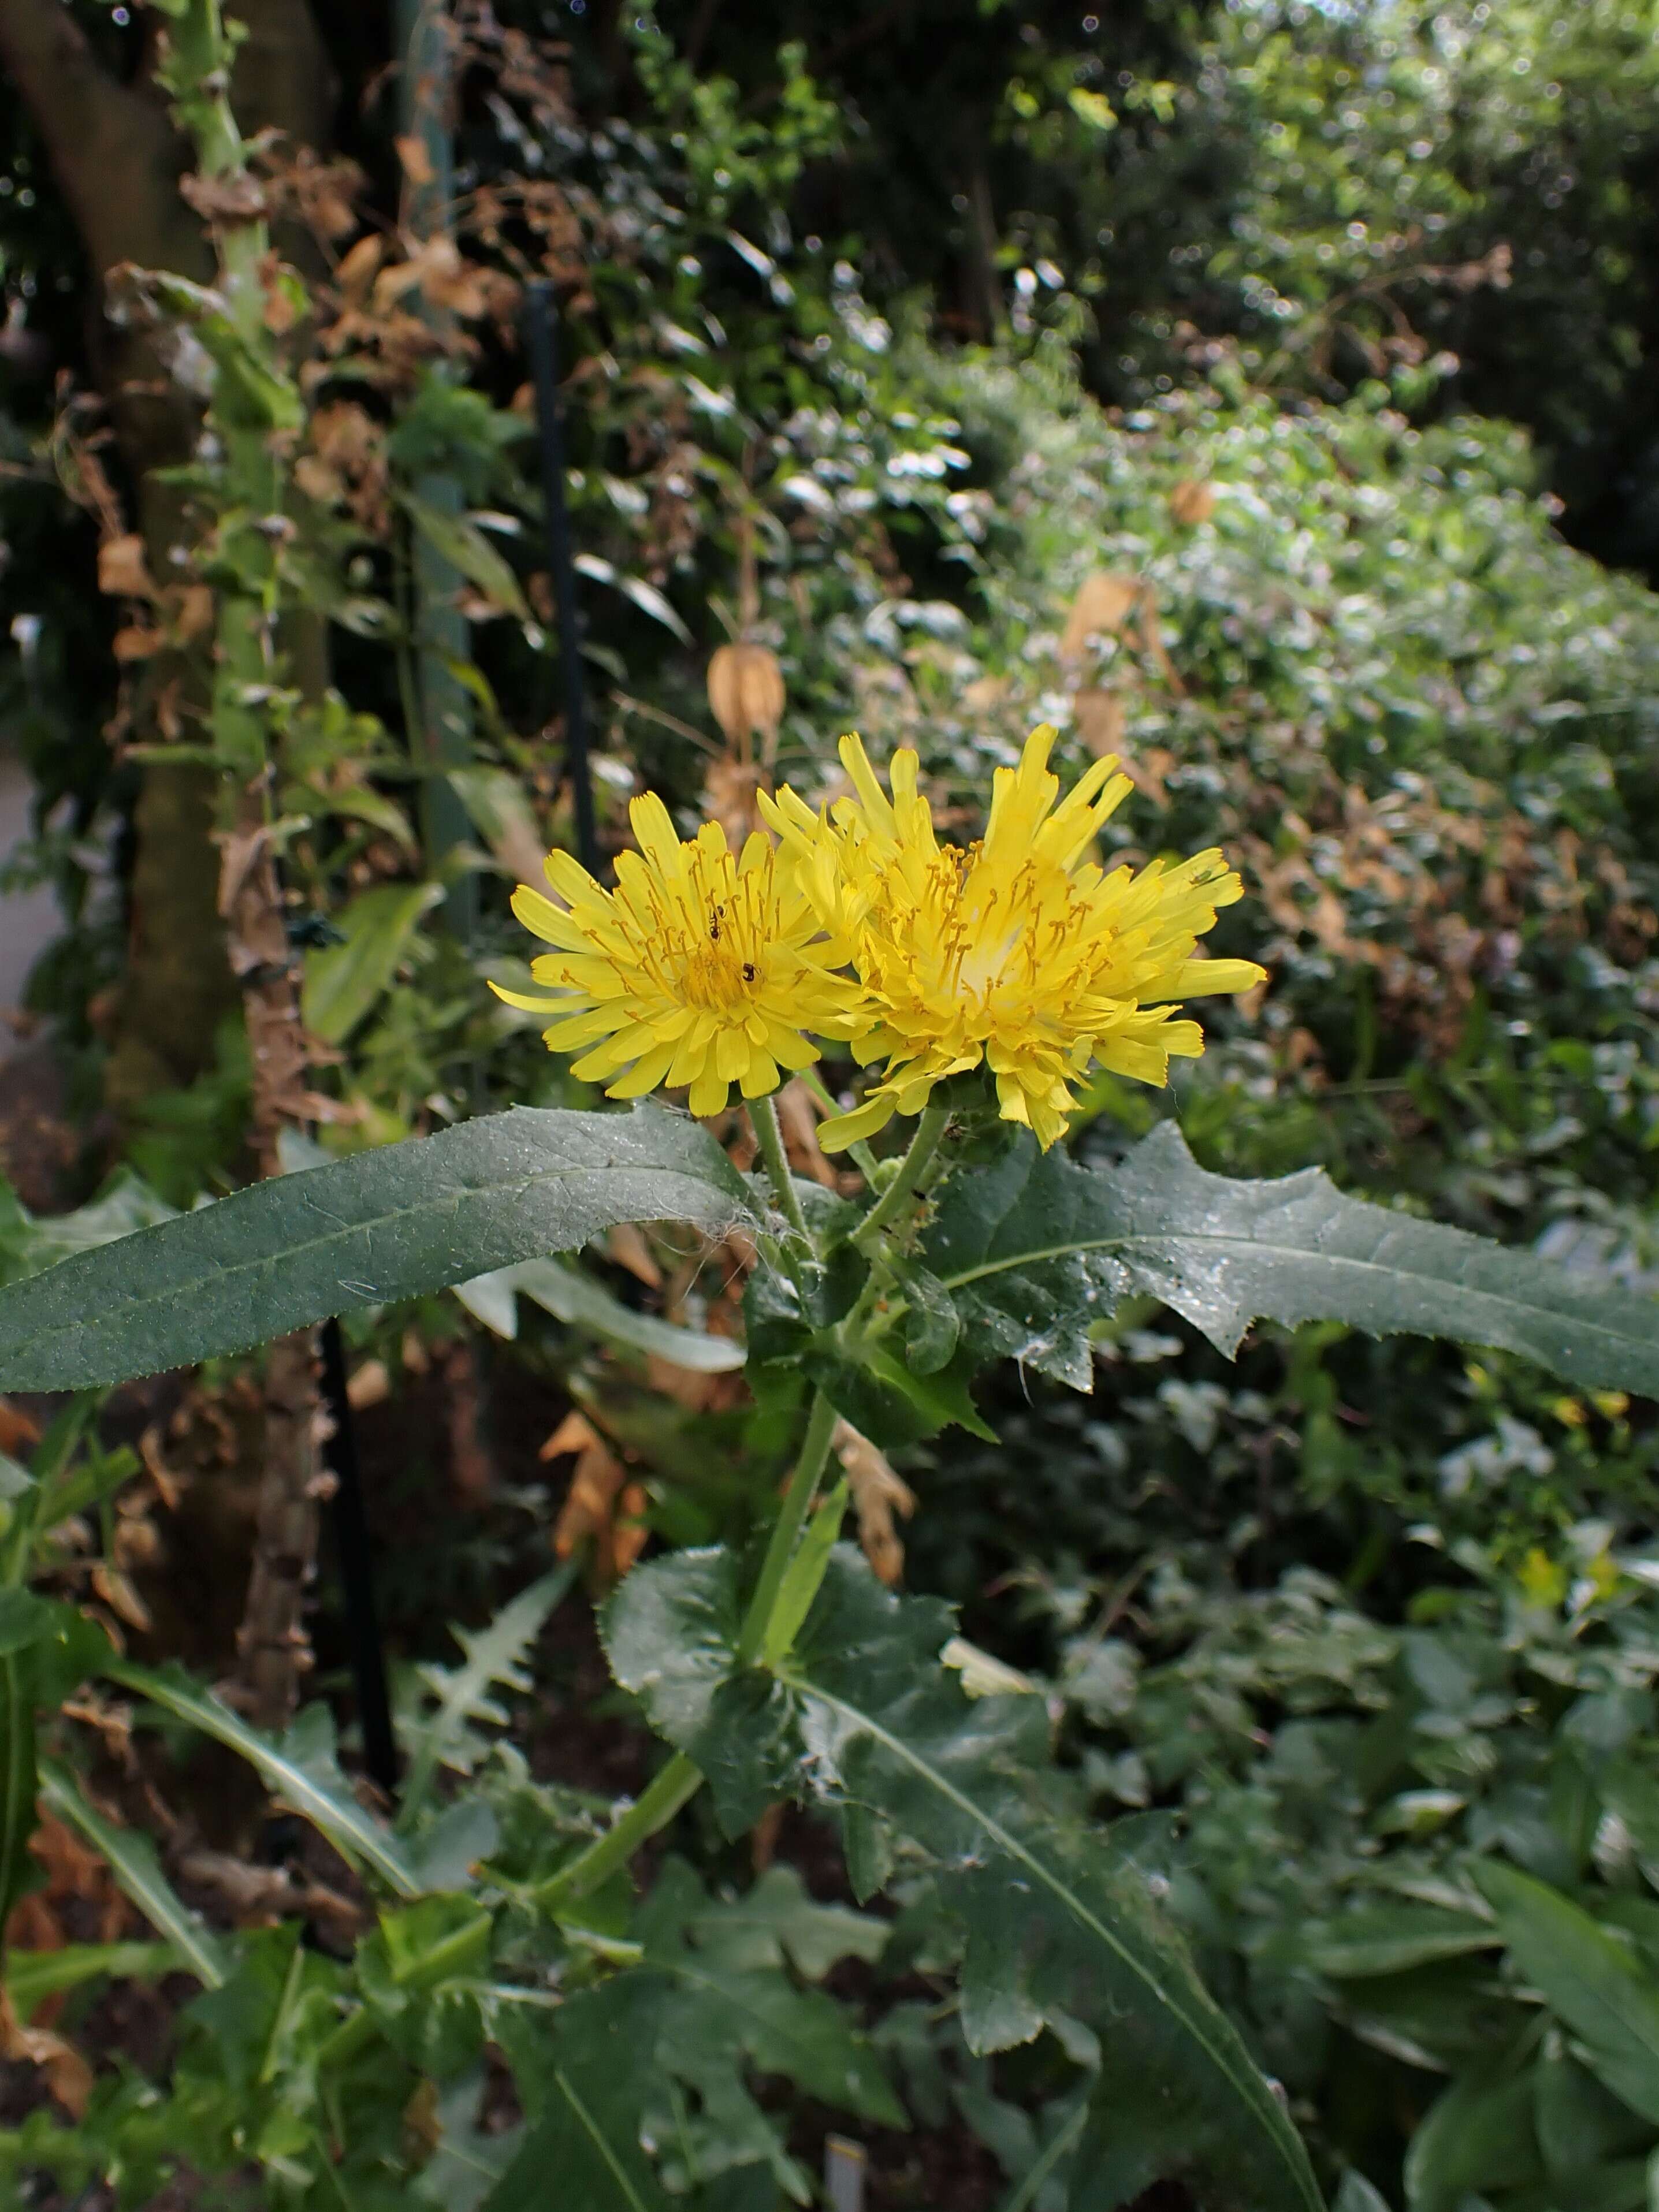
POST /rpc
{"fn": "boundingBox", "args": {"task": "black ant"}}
[742,962,757,982]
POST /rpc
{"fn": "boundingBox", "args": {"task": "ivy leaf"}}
[0,1105,760,1390]
[605,1546,1324,2212]
[928,1122,1659,1398]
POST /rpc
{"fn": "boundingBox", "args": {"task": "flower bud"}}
[707,642,785,752]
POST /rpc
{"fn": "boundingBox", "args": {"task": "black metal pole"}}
[320,1317,399,1798]
[523,280,600,876]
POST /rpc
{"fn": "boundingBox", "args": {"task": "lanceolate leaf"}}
[0,1105,760,1391]
[38,1758,226,1988]
[102,1664,420,1899]
[605,1546,1324,2212]
[928,1123,1659,1398]
[1473,1860,1659,2124]
[301,880,443,1045]
[453,1256,746,1373]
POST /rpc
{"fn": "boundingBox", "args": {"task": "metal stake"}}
[523,280,600,875]
[321,1317,399,1798]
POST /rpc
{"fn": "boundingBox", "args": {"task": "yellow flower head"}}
[762,725,1266,1151]
[493,794,857,1118]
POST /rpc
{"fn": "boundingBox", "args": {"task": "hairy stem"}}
[536,1387,840,1906]
[750,1090,811,1249]
[537,1750,704,1909]
[851,1104,951,1256]
[736,1387,839,1664]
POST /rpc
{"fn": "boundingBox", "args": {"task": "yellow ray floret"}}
[761,725,1266,1152]
[492,794,858,1118]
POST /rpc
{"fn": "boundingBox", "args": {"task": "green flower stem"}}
[736,1386,839,1665]
[851,1104,951,1256]
[534,1388,840,1908]
[536,1749,705,1909]
[750,1090,812,1251]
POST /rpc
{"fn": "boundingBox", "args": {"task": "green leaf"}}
[488,1980,672,2212]
[928,1123,1659,1398]
[358,1894,494,2077]
[0,1105,760,1390]
[1474,1860,1659,2124]
[454,1256,746,1373]
[403,491,529,618]
[448,765,546,880]
[415,2071,525,2210]
[301,881,443,1044]
[5,1939,193,2023]
[573,553,692,643]
[37,1758,226,1988]
[1404,2060,1543,2211]
[605,1546,1325,2212]
[638,1859,905,2132]
[400,1567,576,1820]
[1299,1905,1500,1979]
[0,1171,177,1290]
[686,1862,888,1981]
[99,1666,421,1898]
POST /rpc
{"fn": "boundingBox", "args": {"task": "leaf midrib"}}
[106,1662,419,1898]
[941,1223,1658,1353]
[2,1160,745,1360]
[780,1668,1323,2209]
[552,2066,656,2212]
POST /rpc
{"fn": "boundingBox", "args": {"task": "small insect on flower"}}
[493,794,857,1118]
[763,725,1266,1151]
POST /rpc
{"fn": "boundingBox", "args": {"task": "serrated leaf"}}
[401,1568,575,1818]
[38,1758,226,1988]
[101,1666,420,1898]
[1474,1860,1659,2124]
[0,1105,760,1390]
[928,1123,1659,1398]
[302,881,442,1044]
[605,1546,1323,2212]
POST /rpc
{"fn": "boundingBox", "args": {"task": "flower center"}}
[632,851,772,1012]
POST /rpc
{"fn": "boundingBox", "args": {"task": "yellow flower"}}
[763,725,1266,1151]
[493,794,856,1117]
